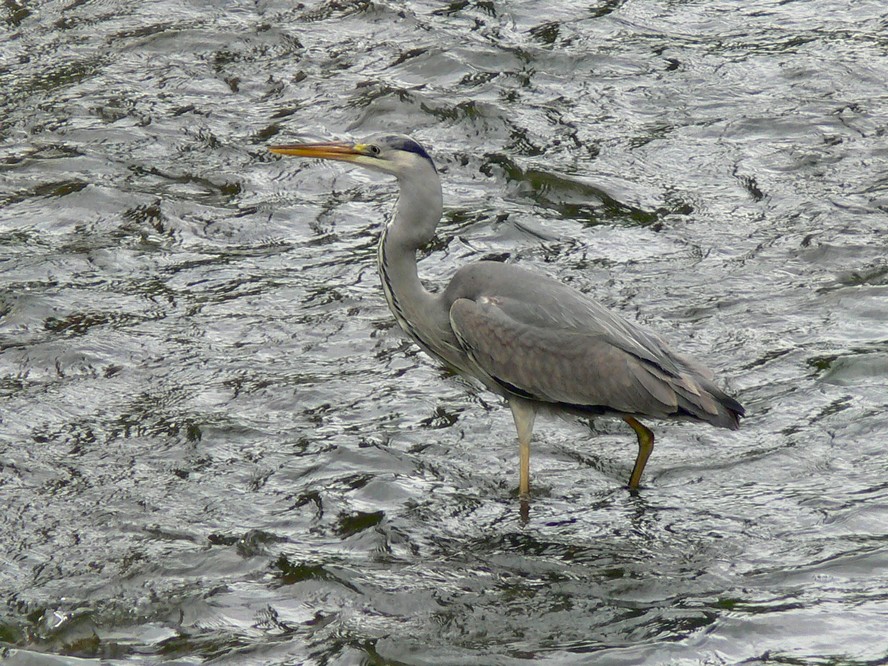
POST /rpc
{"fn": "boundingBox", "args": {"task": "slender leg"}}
[508,399,537,497]
[623,416,654,490]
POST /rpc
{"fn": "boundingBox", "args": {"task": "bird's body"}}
[270,134,744,497]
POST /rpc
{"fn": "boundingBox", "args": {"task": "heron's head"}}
[269,133,437,179]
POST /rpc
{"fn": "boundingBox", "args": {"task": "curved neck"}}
[377,170,443,342]
[385,170,443,253]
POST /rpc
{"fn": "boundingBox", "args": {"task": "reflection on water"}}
[2,0,888,663]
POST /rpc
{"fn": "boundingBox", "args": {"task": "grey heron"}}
[269,134,744,498]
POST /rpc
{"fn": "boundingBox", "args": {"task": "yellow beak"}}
[269,141,365,162]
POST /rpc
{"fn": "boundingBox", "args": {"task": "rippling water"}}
[2,0,888,663]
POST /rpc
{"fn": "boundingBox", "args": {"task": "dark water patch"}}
[0,179,89,207]
[482,153,660,225]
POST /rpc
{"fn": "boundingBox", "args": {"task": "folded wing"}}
[449,293,742,428]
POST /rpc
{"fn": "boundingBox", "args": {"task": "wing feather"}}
[450,296,685,418]
[443,262,742,427]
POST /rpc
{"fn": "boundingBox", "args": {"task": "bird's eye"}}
[366,144,381,156]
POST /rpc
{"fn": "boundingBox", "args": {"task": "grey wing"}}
[448,293,741,428]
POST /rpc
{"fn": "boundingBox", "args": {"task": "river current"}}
[2,1,888,664]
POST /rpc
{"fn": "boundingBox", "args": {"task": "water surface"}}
[2,0,888,663]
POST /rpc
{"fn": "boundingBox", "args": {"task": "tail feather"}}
[635,356,744,430]
[675,379,744,430]
[666,351,745,430]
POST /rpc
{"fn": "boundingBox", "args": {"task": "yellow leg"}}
[519,438,530,496]
[623,416,654,489]
[509,400,536,497]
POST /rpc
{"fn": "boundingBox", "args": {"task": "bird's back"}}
[441,260,744,429]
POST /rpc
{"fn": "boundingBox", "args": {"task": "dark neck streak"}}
[378,222,435,356]
[376,177,444,361]
[377,163,453,363]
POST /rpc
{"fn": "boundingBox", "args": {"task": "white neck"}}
[376,167,444,353]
